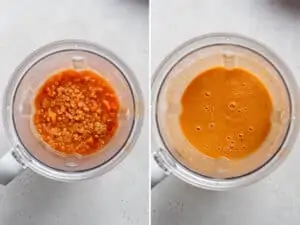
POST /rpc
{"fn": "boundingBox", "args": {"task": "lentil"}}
[33,69,119,156]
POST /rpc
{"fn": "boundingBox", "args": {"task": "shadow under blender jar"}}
[0,40,143,185]
[152,33,299,190]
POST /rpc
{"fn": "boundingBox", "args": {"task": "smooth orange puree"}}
[180,67,273,159]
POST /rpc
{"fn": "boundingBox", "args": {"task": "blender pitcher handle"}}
[151,153,169,188]
[0,149,24,185]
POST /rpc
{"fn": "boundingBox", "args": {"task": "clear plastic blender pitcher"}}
[0,40,143,185]
[151,33,299,190]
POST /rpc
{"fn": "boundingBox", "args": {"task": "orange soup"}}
[180,67,273,159]
[33,69,119,156]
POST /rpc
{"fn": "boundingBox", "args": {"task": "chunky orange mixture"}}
[33,69,119,156]
[180,67,273,159]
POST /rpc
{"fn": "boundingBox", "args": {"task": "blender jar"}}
[152,33,299,190]
[0,40,143,184]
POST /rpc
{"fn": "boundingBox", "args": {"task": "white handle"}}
[151,154,169,188]
[0,150,24,185]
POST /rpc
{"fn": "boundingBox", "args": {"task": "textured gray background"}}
[0,0,149,224]
[151,0,300,225]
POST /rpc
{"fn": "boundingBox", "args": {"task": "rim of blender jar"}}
[152,33,300,190]
[3,39,144,182]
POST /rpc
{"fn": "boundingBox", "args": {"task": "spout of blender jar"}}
[0,150,24,185]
